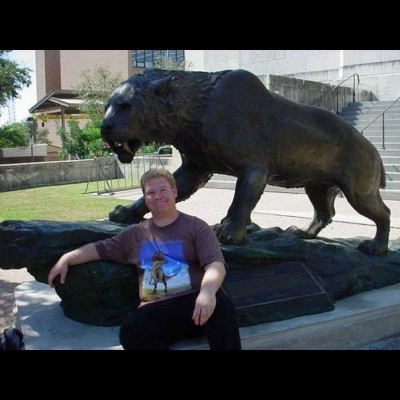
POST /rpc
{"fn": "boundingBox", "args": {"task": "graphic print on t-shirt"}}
[139,241,191,301]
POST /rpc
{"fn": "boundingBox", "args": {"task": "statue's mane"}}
[124,69,231,128]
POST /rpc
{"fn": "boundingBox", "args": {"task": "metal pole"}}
[61,107,65,129]
[336,87,339,114]
[382,113,385,150]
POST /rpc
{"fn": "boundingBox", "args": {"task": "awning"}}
[29,90,82,115]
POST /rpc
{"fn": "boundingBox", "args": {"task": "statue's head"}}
[100,71,175,163]
[100,79,145,163]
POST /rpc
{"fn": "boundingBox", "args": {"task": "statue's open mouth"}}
[109,139,142,163]
[113,141,135,156]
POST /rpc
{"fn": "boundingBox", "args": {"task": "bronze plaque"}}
[223,261,334,326]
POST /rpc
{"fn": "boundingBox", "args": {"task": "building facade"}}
[35,50,138,100]
[32,50,400,149]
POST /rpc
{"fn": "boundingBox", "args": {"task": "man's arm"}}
[192,261,226,326]
[47,243,100,288]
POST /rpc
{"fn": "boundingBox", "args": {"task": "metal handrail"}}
[313,73,360,114]
[360,95,400,150]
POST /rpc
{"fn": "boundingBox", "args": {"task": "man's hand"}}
[192,261,226,325]
[192,289,216,326]
[48,256,70,288]
[47,243,100,288]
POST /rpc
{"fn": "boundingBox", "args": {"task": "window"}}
[132,50,185,68]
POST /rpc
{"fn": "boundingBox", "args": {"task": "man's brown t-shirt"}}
[95,212,225,302]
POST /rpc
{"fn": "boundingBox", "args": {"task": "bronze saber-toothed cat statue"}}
[101,68,390,255]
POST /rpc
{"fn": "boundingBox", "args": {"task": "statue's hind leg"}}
[286,184,340,238]
[343,188,390,255]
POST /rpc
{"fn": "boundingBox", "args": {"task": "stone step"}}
[386,171,400,181]
[351,123,400,130]
[350,125,400,133]
[345,100,400,108]
[379,189,400,200]
[365,139,400,148]
[341,111,400,120]
[369,143,400,151]
[363,134,400,140]
[378,149,400,157]
[340,113,400,124]
[385,181,400,191]
[343,102,400,111]
[381,155,400,164]
[383,164,400,173]
[339,100,400,141]
[356,126,400,135]
[364,138,400,147]
[359,133,400,140]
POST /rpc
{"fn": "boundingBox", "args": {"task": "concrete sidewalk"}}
[107,186,400,241]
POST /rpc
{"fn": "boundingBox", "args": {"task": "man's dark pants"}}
[119,290,241,350]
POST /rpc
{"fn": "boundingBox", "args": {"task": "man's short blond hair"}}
[140,168,176,192]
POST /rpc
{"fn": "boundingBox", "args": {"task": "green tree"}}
[138,143,158,154]
[152,53,192,71]
[0,122,30,147]
[76,65,122,123]
[56,118,107,160]
[35,127,51,144]
[24,118,51,145]
[56,118,84,159]
[80,120,105,157]
[0,50,32,108]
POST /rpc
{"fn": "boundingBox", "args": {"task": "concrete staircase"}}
[339,100,400,200]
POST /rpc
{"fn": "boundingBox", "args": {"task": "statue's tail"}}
[380,157,386,189]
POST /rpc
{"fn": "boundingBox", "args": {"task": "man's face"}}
[143,177,178,215]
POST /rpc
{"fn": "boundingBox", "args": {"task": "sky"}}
[0,50,37,124]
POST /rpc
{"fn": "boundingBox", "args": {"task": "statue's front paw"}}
[214,221,247,245]
[109,205,143,224]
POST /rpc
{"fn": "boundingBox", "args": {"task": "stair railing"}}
[312,73,360,114]
[360,95,400,150]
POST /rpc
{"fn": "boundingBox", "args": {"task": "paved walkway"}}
[2,186,400,348]
[106,186,400,241]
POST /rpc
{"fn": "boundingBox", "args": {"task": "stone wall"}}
[0,155,177,193]
[0,144,48,158]
[0,144,63,164]
[0,157,116,192]
[259,74,371,113]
